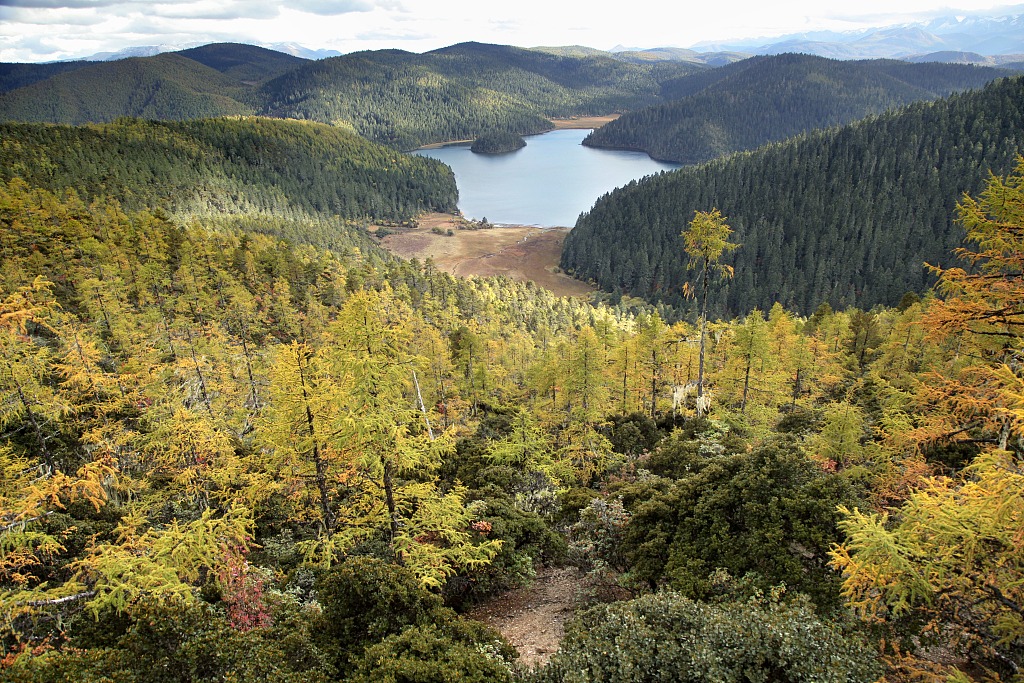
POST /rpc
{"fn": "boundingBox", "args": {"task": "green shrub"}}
[449,489,566,605]
[623,436,855,608]
[607,413,664,456]
[349,621,515,683]
[643,418,746,479]
[314,557,445,660]
[5,599,326,683]
[313,556,518,676]
[532,591,879,683]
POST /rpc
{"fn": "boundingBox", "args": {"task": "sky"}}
[0,0,1020,62]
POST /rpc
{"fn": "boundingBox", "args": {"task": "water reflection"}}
[413,129,679,228]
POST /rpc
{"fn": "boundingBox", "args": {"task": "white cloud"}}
[0,0,1017,62]
[149,0,280,20]
[355,28,430,41]
[289,0,376,15]
[0,0,118,7]
[0,5,105,23]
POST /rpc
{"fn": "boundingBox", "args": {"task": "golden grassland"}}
[377,213,595,298]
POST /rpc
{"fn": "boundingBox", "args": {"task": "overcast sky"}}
[0,0,1018,62]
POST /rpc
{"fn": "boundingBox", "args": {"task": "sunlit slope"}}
[0,53,255,124]
[0,117,458,251]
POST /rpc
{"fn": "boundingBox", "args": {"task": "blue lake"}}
[413,128,679,228]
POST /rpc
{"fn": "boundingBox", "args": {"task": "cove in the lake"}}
[413,129,679,228]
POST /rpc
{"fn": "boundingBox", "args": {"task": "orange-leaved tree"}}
[831,160,1024,680]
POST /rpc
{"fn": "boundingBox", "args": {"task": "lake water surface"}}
[413,129,679,228]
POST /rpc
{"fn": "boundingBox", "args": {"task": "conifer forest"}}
[0,39,1023,683]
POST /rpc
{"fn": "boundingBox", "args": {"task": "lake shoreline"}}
[413,128,679,227]
[415,115,620,150]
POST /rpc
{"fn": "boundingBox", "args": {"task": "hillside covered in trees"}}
[1,36,1023,683]
[2,149,1024,681]
[0,42,701,150]
[583,53,1009,163]
[0,54,255,125]
[0,61,96,95]
[2,44,1009,157]
[0,44,305,125]
[255,41,700,149]
[0,117,457,251]
[562,74,1024,317]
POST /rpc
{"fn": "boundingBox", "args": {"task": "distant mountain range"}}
[28,7,1021,71]
[74,41,342,62]
[689,12,1024,60]
[2,38,1016,155]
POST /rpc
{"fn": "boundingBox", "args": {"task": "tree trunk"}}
[383,460,403,565]
[697,259,709,400]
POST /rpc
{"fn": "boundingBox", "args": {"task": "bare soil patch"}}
[467,566,584,670]
[378,214,595,298]
[549,114,620,129]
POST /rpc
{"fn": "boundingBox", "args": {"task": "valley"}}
[1,28,1024,683]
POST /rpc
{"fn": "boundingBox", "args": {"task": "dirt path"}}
[467,566,584,670]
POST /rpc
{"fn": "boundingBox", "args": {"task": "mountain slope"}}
[257,42,699,149]
[0,117,457,250]
[561,75,1024,316]
[176,42,307,84]
[0,42,700,150]
[584,54,1007,164]
[0,61,94,94]
[0,53,253,124]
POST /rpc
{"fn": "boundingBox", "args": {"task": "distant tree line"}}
[0,42,700,151]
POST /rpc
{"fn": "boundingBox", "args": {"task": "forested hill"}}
[0,60,95,94]
[0,44,302,117]
[0,42,701,151]
[175,43,307,84]
[0,117,457,250]
[256,42,701,149]
[562,74,1024,317]
[583,54,1008,164]
[0,53,256,124]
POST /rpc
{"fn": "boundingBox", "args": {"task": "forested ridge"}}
[563,74,1024,317]
[3,43,1005,156]
[175,43,307,84]
[584,53,1009,164]
[256,42,699,149]
[0,44,305,125]
[0,54,255,125]
[0,41,700,151]
[0,61,96,95]
[0,117,457,251]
